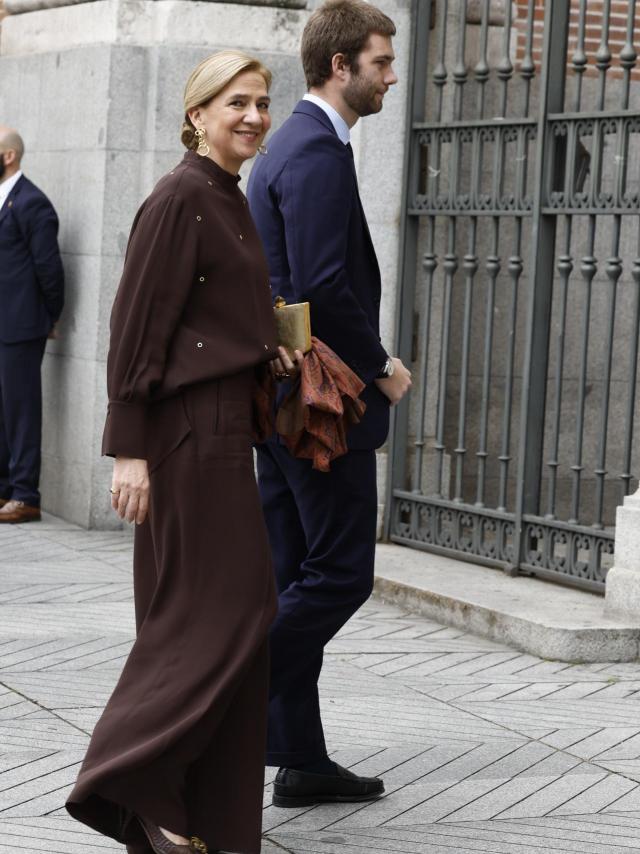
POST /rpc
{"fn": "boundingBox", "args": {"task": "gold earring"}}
[258,144,268,156]
[195,128,210,158]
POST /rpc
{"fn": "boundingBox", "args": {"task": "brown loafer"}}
[137,816,211,854]
[0,500,41,523]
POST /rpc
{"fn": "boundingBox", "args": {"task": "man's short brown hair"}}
[301,0,396,89]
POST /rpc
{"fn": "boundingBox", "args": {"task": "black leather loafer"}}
[272,764,385,807]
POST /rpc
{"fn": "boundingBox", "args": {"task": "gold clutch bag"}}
[273,296,312,358]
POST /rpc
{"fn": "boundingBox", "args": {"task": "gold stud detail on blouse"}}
[207,180,213,186]
[197,342,203,348]
[196,215,202,221]
[199,276,205,282]
[264,344,269,350]
[239,234,244,240]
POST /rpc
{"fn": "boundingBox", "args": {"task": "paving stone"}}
[3,519,640,853]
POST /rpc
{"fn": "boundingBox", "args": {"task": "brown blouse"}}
[102,151,279,460]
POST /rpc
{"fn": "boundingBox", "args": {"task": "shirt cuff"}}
[101,400,148,459]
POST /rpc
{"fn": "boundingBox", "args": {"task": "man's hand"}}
[111,457,150,525]
[375,357,412,406]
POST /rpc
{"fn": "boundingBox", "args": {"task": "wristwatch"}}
[376,356,395,379]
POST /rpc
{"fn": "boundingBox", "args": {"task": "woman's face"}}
[189,70,271,174]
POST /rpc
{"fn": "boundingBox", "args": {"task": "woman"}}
[66,50,298,854]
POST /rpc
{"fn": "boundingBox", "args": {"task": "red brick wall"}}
[515,0,640,79]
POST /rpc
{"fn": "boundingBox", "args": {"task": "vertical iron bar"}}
[572,0,588,112]
[476,217,499,506]
[569,218,596,525]
[621,225,640,497]
[617,1,637,208]
[453,0,468,120]
[412,0,448,493]
[518,0,537,202]
[454,221,477,502]
[520,0,536,117]
[620,0,637,110]
[593,218,622,529]
[617,0,640,508]
[434,0,467,498]
[435,222,457,497]
[589,1,612,209]
[596,0,612,111]
[592,7,628,529]
[513,0,571,569]
[478,6,513,507]
[545,220,572,518]
[413,223,436,493]
[498,223,522,512]
[497,0,513,117]
[384,0,431,539]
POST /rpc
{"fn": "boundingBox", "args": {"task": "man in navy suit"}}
[0,126,64,523]
[248,0,411,806]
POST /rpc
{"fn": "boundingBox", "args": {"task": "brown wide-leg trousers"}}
[66,372,277,854]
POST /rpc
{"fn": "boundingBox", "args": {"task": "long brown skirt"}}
[66,371,277,854]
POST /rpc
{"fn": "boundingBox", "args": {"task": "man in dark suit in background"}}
[0,126,64,523]
[248,0,411,806]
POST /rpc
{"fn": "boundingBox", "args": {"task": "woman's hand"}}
[270,346,304,382]
[111,457,150,525]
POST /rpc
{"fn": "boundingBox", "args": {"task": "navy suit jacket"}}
[0,175,64,343]
[247,100,390,450]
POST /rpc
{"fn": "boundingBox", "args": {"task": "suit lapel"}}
[296,102,381,282]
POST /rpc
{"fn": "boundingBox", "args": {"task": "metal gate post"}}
[383,0,433,539]
[512,0,572,571]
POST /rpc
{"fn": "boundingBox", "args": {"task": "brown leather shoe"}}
[137,816,212,854]
[0,498,7,508]
[0,500,41,523]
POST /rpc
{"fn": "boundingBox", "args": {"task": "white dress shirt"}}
[302,94,351,146]
[0,170,23,212]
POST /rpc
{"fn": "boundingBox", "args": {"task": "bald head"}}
[0,126,24,183]
[0,126,24,161]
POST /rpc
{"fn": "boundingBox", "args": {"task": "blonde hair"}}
[181,50,273,151]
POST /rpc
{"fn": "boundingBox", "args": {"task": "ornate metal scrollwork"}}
[411,122,538,214]
[391,498,517,568]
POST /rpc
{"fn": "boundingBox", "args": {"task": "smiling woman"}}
[64,49,294,854]
[182,51,273,173]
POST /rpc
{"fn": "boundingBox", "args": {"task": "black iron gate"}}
[387,0,640,592]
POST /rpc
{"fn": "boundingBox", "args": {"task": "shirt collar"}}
[302,94,351,145]
[0,170,23,210]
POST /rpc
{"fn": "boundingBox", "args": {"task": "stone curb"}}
[373,544,640,663]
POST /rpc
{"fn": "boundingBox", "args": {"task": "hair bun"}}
[181,120,198,152]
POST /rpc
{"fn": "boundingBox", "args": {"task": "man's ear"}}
[3,149,16,167]
[331,52,350,80]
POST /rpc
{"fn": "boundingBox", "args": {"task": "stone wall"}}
[0,0,411,528]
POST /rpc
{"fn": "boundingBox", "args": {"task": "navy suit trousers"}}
[0,337,47,506]
[257,441,378,766]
